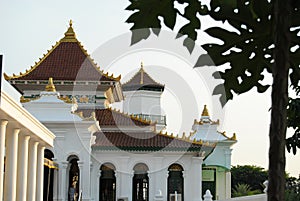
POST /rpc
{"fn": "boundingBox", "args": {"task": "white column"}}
[27,141,39,201]
[96,171,101,201]
[78,161,83,199]
[78,160,91,201]
[36,146,45,201]
[225,171,231,199]
[0,120,8,201]
[52,158,58,201]
[59,162,68,201]
[148,172,154,201]
[153,157,165,200]
[4,128,20,201]
[191,157,203,201]
[118,156,131,199]
[16,135,30,201]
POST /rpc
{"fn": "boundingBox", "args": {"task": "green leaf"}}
[126,0,178,44]
[195,0,273,105]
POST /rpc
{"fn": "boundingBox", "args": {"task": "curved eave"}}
[92,145,206,152]
[4,26,121,82]
[202,164,230,171]
[122,84,165,92]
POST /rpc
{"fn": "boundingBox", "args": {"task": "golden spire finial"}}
[45,77,56,92]
[61,19,76,42]
[201,105,210,116]
[140,61,144,84]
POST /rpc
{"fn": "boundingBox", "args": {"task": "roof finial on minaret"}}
[140,61,144,84]
[69,19,73,27]
[201,105,210,117]
[45,77,56,92]
[62,19,76,41]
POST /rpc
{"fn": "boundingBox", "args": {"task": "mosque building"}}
[4,21,236,201]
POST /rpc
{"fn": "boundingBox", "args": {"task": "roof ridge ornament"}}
[201,105,210,117]
[140,61,144,84]
[45,77,56,92]
[61,19,77,42]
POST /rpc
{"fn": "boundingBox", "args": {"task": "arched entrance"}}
[168,164,184,201]
[68,155,80,201]
[132,163,149,201]
[99,163,116,201]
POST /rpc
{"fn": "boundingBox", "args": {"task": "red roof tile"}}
[77,108,152,127]
[92,131,215,152]
[5,24,120,82]
[122,65,164,91]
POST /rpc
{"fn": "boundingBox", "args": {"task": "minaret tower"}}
[122,62,166,131]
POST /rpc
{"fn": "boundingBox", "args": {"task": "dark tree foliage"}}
[285,175,300,201]
[126,0,300,200]
[231,165,268,193]
[286,87,300,154]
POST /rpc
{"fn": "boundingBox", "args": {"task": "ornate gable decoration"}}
[4,20,120,82]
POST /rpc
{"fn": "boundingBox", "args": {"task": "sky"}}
[0,0,299,177]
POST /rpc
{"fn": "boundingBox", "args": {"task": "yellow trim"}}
[4,20,121,82]
[44,158,59,169]
[154,130,216,147]
[216,131,237,141]
[58,95,72,103]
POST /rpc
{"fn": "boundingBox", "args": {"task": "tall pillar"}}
[191,157,203,201]
[4,128,20,201]
[78,160,91,201]
[225,171,231,199]
[16,135,30,201]
[59,162,68,201]
[36,146,45,201]
[53,158,58,201]
[78,161,83,200]
[96,171,101,201]
[0,120,8,201]
[27,141,39,201]
[119,156,131,200]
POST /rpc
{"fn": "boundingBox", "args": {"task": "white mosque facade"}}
[3,22,236,201]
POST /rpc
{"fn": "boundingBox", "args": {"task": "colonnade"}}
[0,119,46,201]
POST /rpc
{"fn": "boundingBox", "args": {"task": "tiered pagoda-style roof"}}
[76,108,153,127]
[76,107,215,153]
[4,20,123,102]
[5,20,119,82]
[191,105,237,142]
[122,63,164,92]
[92,131,216,152]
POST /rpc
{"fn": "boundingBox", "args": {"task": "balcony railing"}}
[134,114,166,125]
